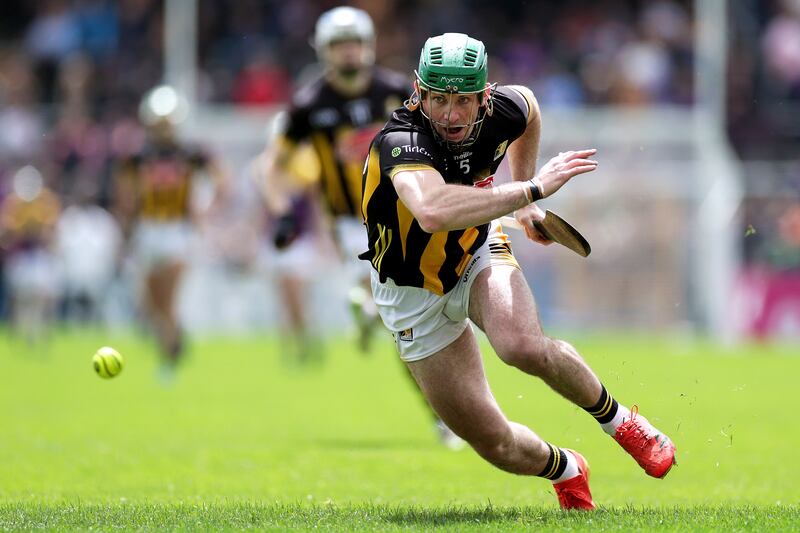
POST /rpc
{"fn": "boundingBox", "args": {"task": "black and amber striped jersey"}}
[279,67,409,218]
[359,86,530,296]
[118,142,208,221]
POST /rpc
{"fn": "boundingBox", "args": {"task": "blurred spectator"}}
[74,0,119,59]
[47,103,109,201]
[762,0,800,89]
[23,0,81,102]
[3,0,703,109]
[231,48,290,106]
[729,0,800,157]
[0,51,44,162]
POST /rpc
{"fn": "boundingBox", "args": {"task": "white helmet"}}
[138,85,189,127]
[313,6,375,63]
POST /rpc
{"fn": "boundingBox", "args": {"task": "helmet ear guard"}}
[404,80,421,112]
[482,83,495,117]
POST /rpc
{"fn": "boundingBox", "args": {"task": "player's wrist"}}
[526,177,543,203]
[522,182,533,203]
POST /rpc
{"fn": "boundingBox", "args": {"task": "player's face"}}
[326,39,372,76]
[422,91,481,143]
[148,119,175,144]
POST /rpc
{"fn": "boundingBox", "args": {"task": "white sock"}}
[600,404,631,436]
[551,450,581,483]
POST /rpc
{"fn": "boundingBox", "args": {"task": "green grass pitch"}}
[1,329,798,531]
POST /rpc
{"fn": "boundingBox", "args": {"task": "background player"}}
[260,6,408,352]
[113,85,226,379]
[259,6,463,448]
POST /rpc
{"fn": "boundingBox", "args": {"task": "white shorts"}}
[264,233,320,280]
[131,220,194,270]
[6,249,62,298]
[335,216,370,278]
[370,221,519,362]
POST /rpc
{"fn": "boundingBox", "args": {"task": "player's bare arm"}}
[392,167,532,233]
[258,140,305,215]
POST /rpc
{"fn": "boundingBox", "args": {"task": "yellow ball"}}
[93,346,124,379]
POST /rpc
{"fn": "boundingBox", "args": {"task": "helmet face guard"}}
[411,33,495,151]
[413,77,496,152]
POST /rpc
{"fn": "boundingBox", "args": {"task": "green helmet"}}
[416,33,488,93]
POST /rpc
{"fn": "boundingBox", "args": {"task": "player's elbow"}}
[415,207,446,233]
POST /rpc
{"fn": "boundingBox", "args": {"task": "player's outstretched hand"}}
[535,149,598,198]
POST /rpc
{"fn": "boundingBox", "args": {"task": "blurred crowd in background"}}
[0,0,798,336]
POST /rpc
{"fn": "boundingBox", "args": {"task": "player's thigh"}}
[406,326,510,443]
[146,260,185,302]
[468,265,545,355]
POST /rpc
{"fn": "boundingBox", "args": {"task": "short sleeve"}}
[282,109,308,144]
[379,130,438,180]
[491,86,529,140]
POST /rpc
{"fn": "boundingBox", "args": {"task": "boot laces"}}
[616,405,651,450]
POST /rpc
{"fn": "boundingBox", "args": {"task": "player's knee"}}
[497,334,551,374]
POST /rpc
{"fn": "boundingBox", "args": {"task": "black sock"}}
[538,443,568,480]
[583,384,619,424]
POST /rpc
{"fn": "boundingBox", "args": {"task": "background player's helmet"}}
[313,7,375,71]
[138,85,189,142]
[415,33,495,150]
[138,85,189,128]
